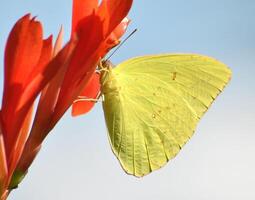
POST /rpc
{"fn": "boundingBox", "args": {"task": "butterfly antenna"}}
[105,29,137,61]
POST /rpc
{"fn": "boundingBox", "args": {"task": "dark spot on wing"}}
[172,72,177,80]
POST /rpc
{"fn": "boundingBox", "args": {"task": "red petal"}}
[72,72,100,116]
[2,15,45,157]
[2,14,43,114]
[72,0,98,34]
[51,54,100,126]
[97,0,133,37]
[53,26,64,56]
[104,17,130,54]
[17,36,53,110]
[111,17,130,40]
[0,113,8,193]
[7,104,34,181]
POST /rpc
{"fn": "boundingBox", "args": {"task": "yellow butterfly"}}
[99,54,231,177]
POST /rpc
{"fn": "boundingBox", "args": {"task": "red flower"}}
[72,17,131,116]
[0,0,133,198]
[1,14,55,181]
[0,14,75,198]
[71,2,131,116]
[52,0,133,122]
[0,14,52,198]
[16,0,133,179]
[2,14,52,160]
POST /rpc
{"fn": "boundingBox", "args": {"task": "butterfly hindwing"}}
[101,54,231,177]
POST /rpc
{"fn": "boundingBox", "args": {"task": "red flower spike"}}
[1,14,50,159]
[50,0,133,127]
[0,1,134,197]
[16,33,77,173]
[1,15,77,192]
[72,72,100,116]
[14,0,132,184]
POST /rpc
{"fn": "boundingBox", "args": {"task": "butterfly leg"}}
[73,93,103,103]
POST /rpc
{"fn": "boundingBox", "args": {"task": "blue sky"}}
[1,1,255,199]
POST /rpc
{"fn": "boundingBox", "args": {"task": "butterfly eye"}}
[102,60,114,69]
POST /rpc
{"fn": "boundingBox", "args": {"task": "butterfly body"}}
[100,61,120,95]
[100,54,231,177]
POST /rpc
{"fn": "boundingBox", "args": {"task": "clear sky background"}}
[1,0,255,199]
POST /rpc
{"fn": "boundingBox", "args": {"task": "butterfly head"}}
[101,60,114,69]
